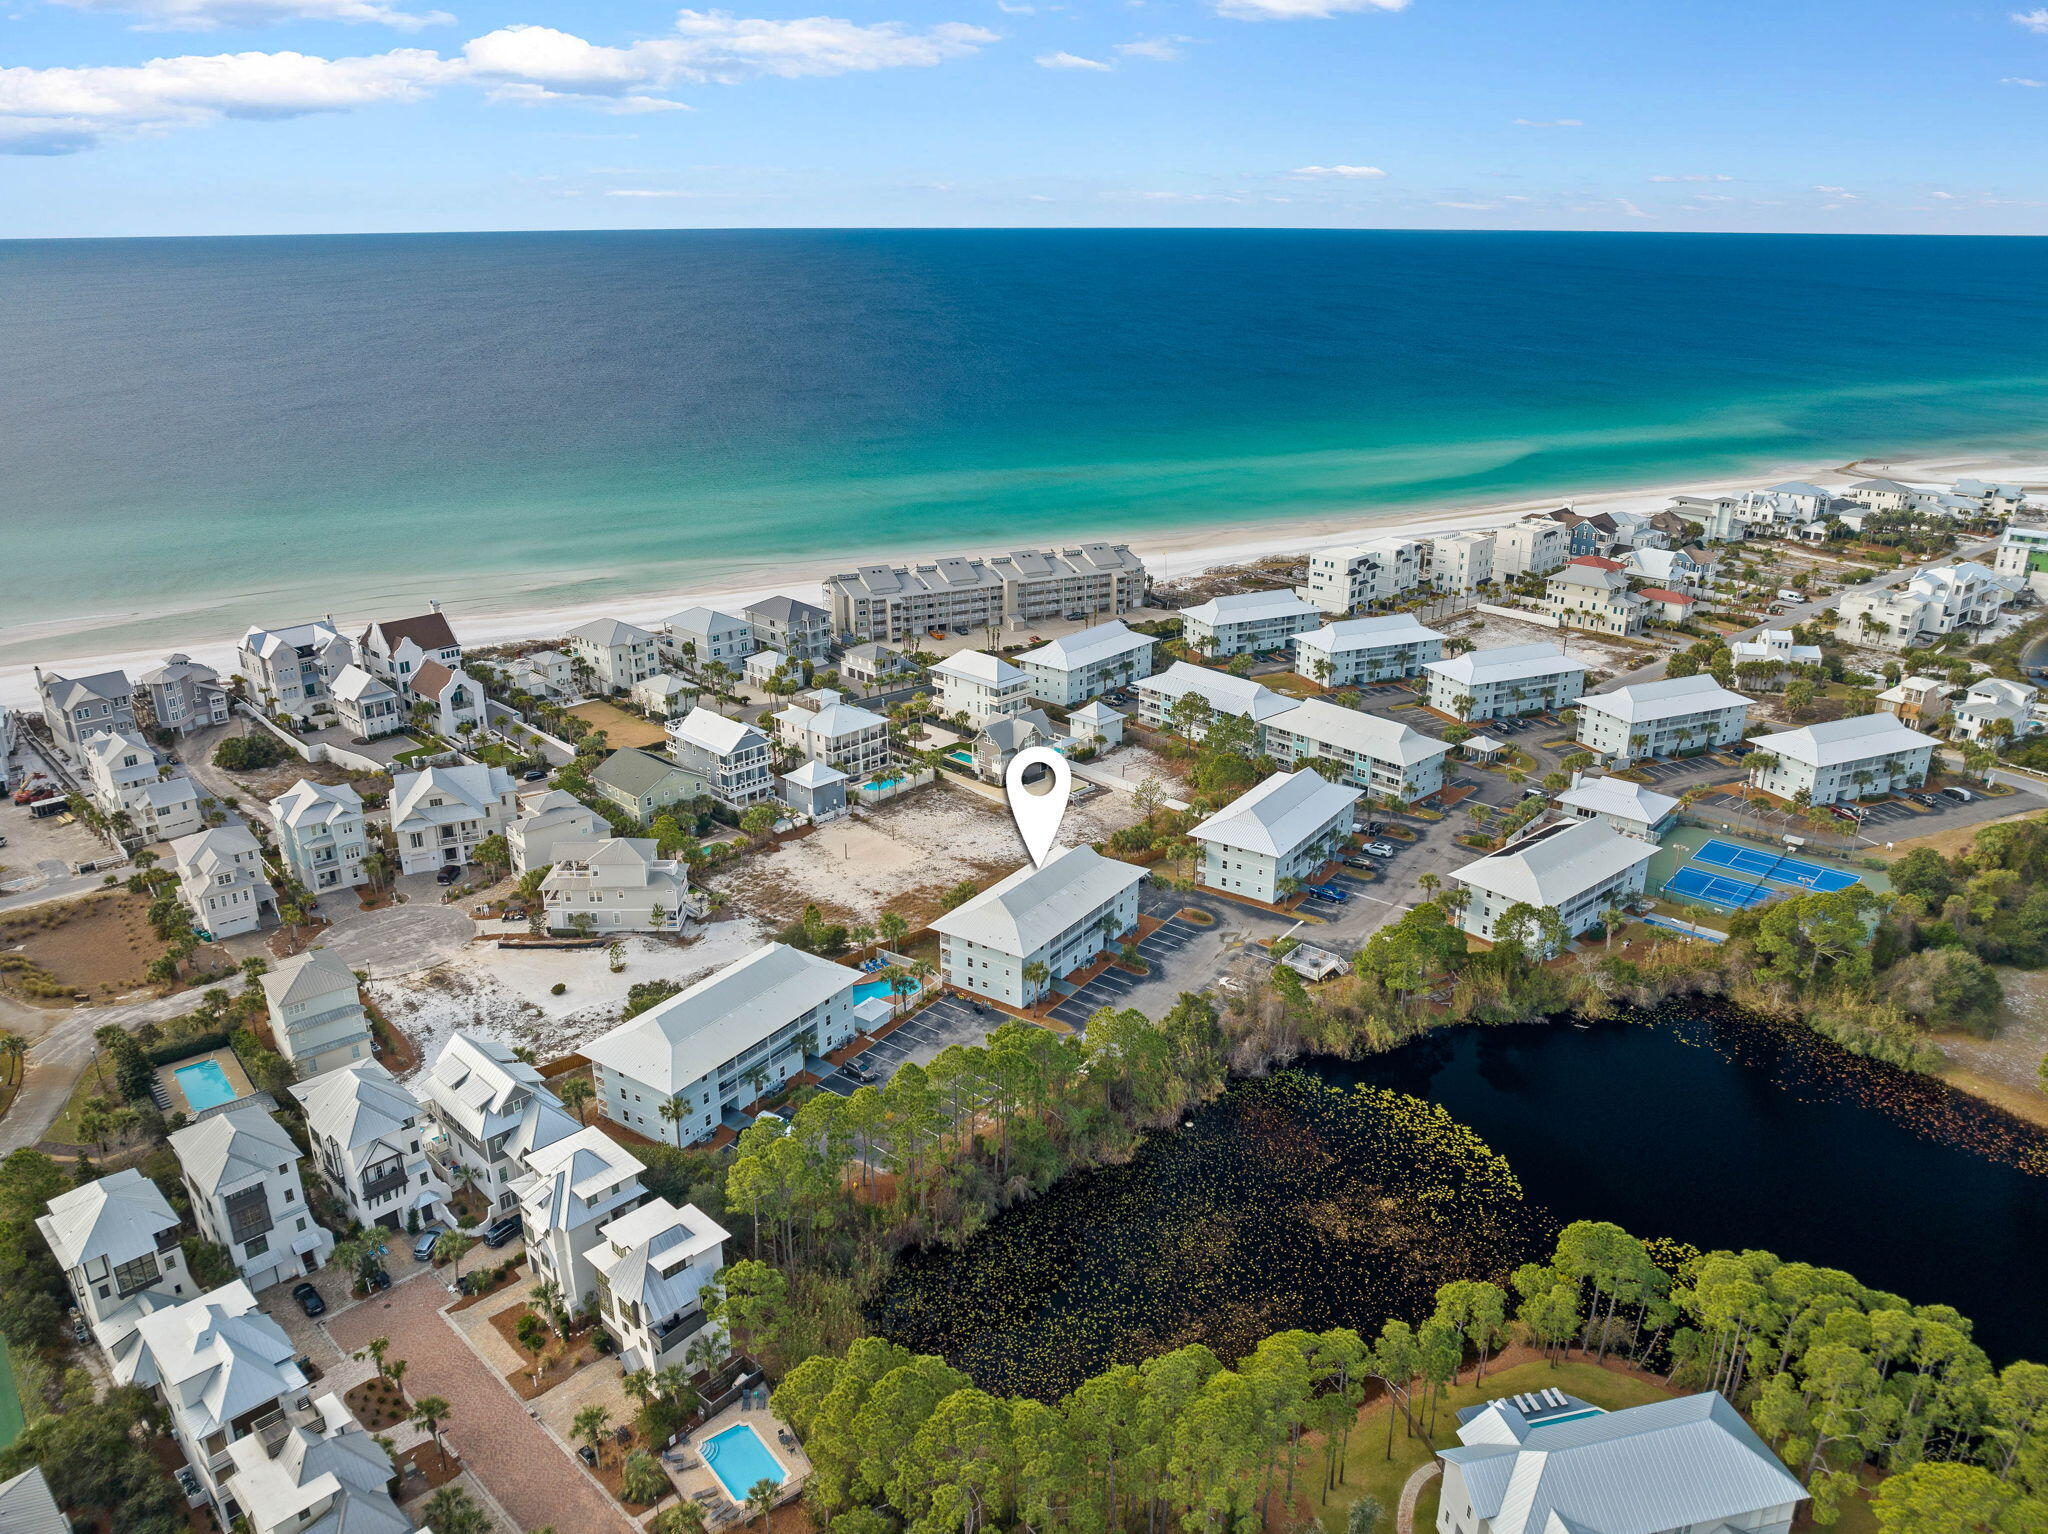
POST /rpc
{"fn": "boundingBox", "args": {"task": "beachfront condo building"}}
[667,707,774,806]
[1748,713,1938,806]
[566,617,663,693]
[170,824,280,939]
[416,1032,579,1212]
[932,650,1031,727]
[1132,661,1293,739]
[134,654,231,739]
[1260,699,1453,804]
[290,1059,448,1234]
[515,1126,649,1308]
[590,747,709,821]
[1429,530,1495,593]
[1836,561,2013,649]
[36,666,137,764]
[81,729,204,842]
[587,1198,730,1373]
[509,788,608,872]
[539,837,691,933]
[1545,559,1647,636]
[1491,519,1571,580]
[259,950,374,1078]
[239,620,353,724]
[771,689,893,778]
[1574,674,1752,763]
[934,845,1146,1007]
[822,542,1148,643]
[170,1104,334,1292]
[744,596,833,664]
[223,1393,410,1534]
[585,943,859,1146]
[1015,621,1157,707]
[1180,590,1322,659]
[1305,537,1427,615]
[36,1169,192,1367]
[1192,769,1360,905]
[329,664,405,740]
[355,606,462,686]
[390,763,518,874]
[1554,775,1679,842]
[661,607,758,669]
[1448,819,1656,956]
[1424,644,1587,722]
[1293,615,1445,688]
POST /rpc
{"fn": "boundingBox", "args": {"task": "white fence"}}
[1473,603,1563,629]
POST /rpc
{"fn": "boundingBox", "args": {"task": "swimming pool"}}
[174,1059,241,1112]
[701,1422,787,1500]
[853,978,919,1006]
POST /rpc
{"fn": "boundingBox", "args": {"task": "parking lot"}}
[814,992,997,1094]
[1044,913,1207,1028]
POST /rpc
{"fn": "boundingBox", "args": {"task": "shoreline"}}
[3,445,2039,711]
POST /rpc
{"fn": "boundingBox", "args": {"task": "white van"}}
[1776,589,1803,603]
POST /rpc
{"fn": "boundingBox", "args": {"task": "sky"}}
[2,0,2045,237]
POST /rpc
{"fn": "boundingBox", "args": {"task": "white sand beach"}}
[3,448,2040,712]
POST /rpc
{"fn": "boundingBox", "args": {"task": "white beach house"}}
[515,1126,649,1309]
[771,689,893,778]
[259,950,374,1078]
[36,1169,191,1367]
[509,788,609,872]
[1429,530,1495,593]
[1014,621,1157,706]
[934,845,1146,1007]
[1837,561,2011,649]
[355,607,462,686]
[744,595,833,663]
[1491,519,1571,580]
[931,649,1031,727]
[1179,590,1322,658]
[1448,819,1656,955]
[82,729,205,843]
[290,1059,448,1234]
[1192,769,1360,905]
[170,825,279,939]
[588,1198,731,1372]
[1260,699,1453,804]
[390,763,517,874]
[566,617,663,693]
[329,664,405,741]
[239,621,352,724]
[269,779,369,895]
[1293,615,1446,688]
[539,837,691,933]
[1574,674,1752,763]
[170,1105,333,1292]
[1952,677,2042,744]
[416,1032,580,1213]
[662,607,758,669]
[1545,559,1647,636]
[1424,644,1587,722]
[135,654,231,739]
[36,667,138,764]
[223,1393,411,1534]
[1748,713,1938,805]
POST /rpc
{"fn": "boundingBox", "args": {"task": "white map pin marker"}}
[1004,745,1072,870]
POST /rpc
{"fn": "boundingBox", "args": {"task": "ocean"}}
[4,228,2048,666]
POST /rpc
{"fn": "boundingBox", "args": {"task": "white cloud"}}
[1211,0,1404,21]
[1929,190,1960,200]
[995,0,1034,10]
[1812,183,1859,198]
[1116,35,1186,59]
[1035,49,1111,68]
[1136,190,1243,201]
[2015,8,2048,31]
[1511,116,1580,127]
[51,0,450,29]
[1616,197,1649,218]
[2003,76,2047,86]
[1647,172,1732,183]
[1288,163,1384,178]
[1434,200,1496,210]
[0,11,1000,150]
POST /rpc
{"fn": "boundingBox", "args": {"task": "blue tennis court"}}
[1693,838,1860,893]
[1663,867,1772,909]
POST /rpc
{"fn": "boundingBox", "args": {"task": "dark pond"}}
[867,1005,2048,1399]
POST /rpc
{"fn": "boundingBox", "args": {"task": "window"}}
[245,1234,269,1258]
[112,1253,160,1297]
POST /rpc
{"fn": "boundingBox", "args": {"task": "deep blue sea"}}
[4,228,2047,663]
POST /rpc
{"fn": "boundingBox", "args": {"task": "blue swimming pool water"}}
[701,1423,786,1500]
[174,1059,240,1111]
[854,978,919,1006]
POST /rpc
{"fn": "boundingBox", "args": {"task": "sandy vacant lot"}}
[565,700,668,749]
[1439,611,1662,680]
[713,780,1147,928]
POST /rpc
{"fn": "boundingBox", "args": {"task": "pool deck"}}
[158,1045,255,1117]
[660,1403,812,1527]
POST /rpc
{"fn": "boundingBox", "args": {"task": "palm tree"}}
[572,1403,612,1469]
[746,1478,778,1529]
[877,911,910,953]
[657,1095,691,1146]
[657,1502,709,1534]
[559,1076,595,1125]
[621,1369,657,1411]
[410,1395,452,1458]
[0,1031,27,1090]
[433,1228,477,1289]
[1021,959,1051,1004]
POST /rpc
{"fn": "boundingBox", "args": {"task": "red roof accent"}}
[1638,588,1695,604]
[1566,555,1625,571]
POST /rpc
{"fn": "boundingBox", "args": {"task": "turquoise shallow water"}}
[3,229,2047,663]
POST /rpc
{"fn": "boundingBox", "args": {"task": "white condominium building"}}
[1574,674,1752,763]
[540,837,691,933]
[36,1169,191,1367]
[1014,621,1157,707]
[1192,769,1360,905]
[1449,819,1656,956]
[823,543,1147,643]
[585,943,858,1146]
[667,707,774,806]
[239,621,352,724]
[291,1060,447,1234]
[170,1105,333,1292]
[1131,661,1293,737]
[1179,590,1322,658]
[417,1032,580,1212]
[269,779,369,894]
[170,825,279,939]
[1837,561,2011,649]
[1261,699,1453,803]
[1748,713,1938,806]
[390,763,518,875]
[662,607,758,668]
[589,1198,730,1372]
[1491,519,1571,580]
[1424,644,1587,721]
[1293,615,1445,687]
[1305,537,1427,615]
[1429,530,1495,593]
[565,617,663,692]
[931,650,1031,727]
[258,950,374,1077]
[933,845,1146,1007]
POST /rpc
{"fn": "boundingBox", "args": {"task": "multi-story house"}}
[1845,477,1918,513]
[134,654,230,739]
[1545,559,1647,636]
[329,665,406,741]
[1449,819,1657,956]
[1490,519,1570,580]
[770,689,892,778]
[1304,537,1427,615]
[540,837,691,933]
[509,788,608,872]
[1994,522,2048,597]
[838,642,916,691]
[82,729,204,842]
[417,1032,580,1213]
[744,596,833,664]
[1429,530,1495,593]
[291,1059,448,1233]
[355,606,461,687]
[268,779,369,895]
[1956,476,2030,517]
[667,708,774,806]
[1668,493,1746,543]
[1748,713,1938,805]
[589,748,708,822]
[1179,590,1322,659]
[930,650,1031,728]
[1424,644,1587,721]
[823,543,1148,643]
[744,649,790,688]
[631,673,699,720]
[259,951,374,1078]
[238,621,352,724]
[223,1393,411,1534]
[1293,615,1445,688]
[1837,561,2011,649]
[779,759,850,822]
[504,648,576,700]
[933,846,1146,1008]
[565,618,663,693]
[1260,699,1453,804]
[170,825,279,939]
[115,1281,311,1522]
[1192,769,1360,905]
[1951,677,2041,744]
[1875,674,1953,730]
[661,608,758,670]
[36,1169,191,1367]
[35,667,136,764]
[514,1126,648,1309]
[76,725,152,808]
[1131,662,1293,738]
[587,1198,731,1373]
[389,763,517,875]
[1574,674,1752,763]
[1621,545,1707,595]
[170,1105,332,1291]
[1436,1389,1804,1534]
[1014,621,1156,707]
[407,660,485,737]
[1729,628,1822,683]
[585,943,859,1146]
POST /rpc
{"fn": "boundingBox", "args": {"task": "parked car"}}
[413,1223,447,1261]
[290,1282,325,1318]
[842,1061,870,1084]
[1944,786,1976,803]
[1830,806,1860,823]
[1915,793,1941,807]
[70,1312,90,1344]
[522,768,548,782]
[365,1266,392,1292]
[482,1214,524,1248]
[1364,841,1398,857]
[1344,856,1382,871]
[1305,883,1350,904]
[435,864,462,884]
[1364,820,1385,833]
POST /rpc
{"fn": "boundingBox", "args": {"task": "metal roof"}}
[930,845,1146,957]
[1192,769,1360,857]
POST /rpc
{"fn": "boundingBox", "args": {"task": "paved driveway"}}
[326,1270,637,1534]
[815,995,994,1093]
